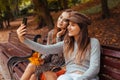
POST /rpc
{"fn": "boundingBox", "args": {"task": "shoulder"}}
[48,29,54,39]
[48,29,54,35]
[90,38,101,55]
[90,38,100,46]
[91,38,99,43]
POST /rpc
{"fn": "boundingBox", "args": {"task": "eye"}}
[59,16,62,19]
[70,23,75,27]
[63,19,69,23]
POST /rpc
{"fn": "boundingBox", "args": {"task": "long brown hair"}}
[52,9,74,44]
[64,12,91,64]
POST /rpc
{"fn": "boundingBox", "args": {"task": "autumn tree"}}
[0,0,13,28]
[101,0,110,18]
[3,5,12,28]
[0,9,3,29]
[56,0,68,10]
[9,0,20,17]
[32,0,54,29]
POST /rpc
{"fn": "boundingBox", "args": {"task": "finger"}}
[17,28,27,36]
[17,24,26,33]
[60,30,65,34]
[19,24,26,30]
[20,31,27,36]
[19,29,27,34]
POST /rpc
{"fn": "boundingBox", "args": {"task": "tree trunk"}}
[5,6,11,28]
[15,0,19,17]
[60,0,68,9]
[101,0,110,19]
[32,0,54,29]
[63,0,68,9]
[58,0,63,10]
[0,10,4,29]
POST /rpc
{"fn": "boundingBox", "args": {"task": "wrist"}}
[56,34,60,38]
[19,36,25,43]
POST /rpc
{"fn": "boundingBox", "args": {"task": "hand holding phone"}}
[22,17,27,25]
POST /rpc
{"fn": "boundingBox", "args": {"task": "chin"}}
[68,34,73,36]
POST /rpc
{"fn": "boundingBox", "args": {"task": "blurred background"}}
[0,0,120,79]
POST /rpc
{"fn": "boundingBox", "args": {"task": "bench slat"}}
[14,73,20,80]
[14,67,23,78]
[0,43,31,57]
[18,63,27,72]
[100,66,120,80]
[9,42,32,55]
[101,56,120,70]
[102,48,120,58]
[2,48,27,58]
[99,75,111,80]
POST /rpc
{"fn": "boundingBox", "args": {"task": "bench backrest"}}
[7,31,43,80]
[99,46,120,80]
[8,31,36,56]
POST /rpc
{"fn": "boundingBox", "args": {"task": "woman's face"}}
[57,12,69,29]
[67,21,80,38]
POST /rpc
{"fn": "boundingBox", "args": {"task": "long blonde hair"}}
[64,12,91,64]
[52,9,74,44]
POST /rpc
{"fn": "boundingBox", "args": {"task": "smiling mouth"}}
[68,31,72,33]
[59,23,63,26]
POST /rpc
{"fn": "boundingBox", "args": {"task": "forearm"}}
[56,37,62,42]
[80,63,100,80]
[23,38,64,55]
[80,38,101,79]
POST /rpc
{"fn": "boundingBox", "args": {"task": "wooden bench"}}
[0,31,120,80]
[99,46,120,80]
[0,31,43,80]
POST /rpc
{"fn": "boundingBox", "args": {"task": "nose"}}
[60,19,63,23]
[67,25,70,30]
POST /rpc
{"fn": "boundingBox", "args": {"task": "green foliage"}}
[81,0,93,3]
[20,1,33,16]
[48,0,60,11]
[68,0,81,7]
[107,0,120,9]
[0,0,8,11]
[19,0,32,10]
[47,0,81,11]
[80,0,120,15]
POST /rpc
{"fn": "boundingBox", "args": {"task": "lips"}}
[58,23,63,28]
[68,30,72,34]
[59,23,62,26]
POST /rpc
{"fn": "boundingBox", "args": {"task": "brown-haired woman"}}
[17,11,100,80]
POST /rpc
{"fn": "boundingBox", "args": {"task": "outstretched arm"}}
[17,24,64,55]
[24,39,63,55]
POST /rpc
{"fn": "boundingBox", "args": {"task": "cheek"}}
[73,27,80,35]
[57,21,60,27]
[76,30,80,35]
[62,23,68,28]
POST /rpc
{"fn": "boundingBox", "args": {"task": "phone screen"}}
[22,17,27,25]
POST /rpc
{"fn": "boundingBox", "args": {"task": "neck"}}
[74,35,79,42]
[61,28,65,30]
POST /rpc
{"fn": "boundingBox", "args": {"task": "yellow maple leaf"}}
[28,52,44,66]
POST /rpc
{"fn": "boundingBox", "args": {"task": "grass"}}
[80,0,120,14]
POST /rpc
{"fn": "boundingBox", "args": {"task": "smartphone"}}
[22,17,27,25]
